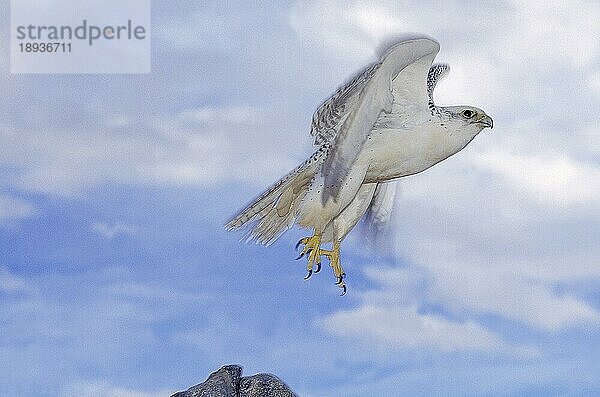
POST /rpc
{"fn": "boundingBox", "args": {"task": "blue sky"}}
[1,1,599,396]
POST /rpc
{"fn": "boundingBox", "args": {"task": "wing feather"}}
[362,181,398,250]
[321,38,440,202]
[364,182,397,234]
[310,62,380,146]
[427,63,450,112]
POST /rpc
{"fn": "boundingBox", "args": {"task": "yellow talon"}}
[322,241,346,293]
[296,235,347,293]
[296,232,324,278]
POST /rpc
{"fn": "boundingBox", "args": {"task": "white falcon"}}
[226,37,493,294]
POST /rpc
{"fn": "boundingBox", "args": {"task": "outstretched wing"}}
[321,38,440,202]
[310,62,380,146]
[359,181,399,257]
[364,182,397,233]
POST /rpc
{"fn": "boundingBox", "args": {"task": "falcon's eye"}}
[462,109,475,118]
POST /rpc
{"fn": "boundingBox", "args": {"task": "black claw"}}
[295,239,304,250]
[315,262,321,273]
[304,269,313,280]
[295,249,312,260]
[340,285,347,296]
[336,275,344,285]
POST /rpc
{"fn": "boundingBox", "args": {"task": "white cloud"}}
[431,54,510,110]
[289,1,375,61]
[0,266,36,294]
[506,0,600,68]
[145,105,299,188]
[291,0,600,69]
[0,194,35,223]
[321,260,599,360]
[317,268,532,355]
[427,264,600,331]
[381,151,600,330]
[289,0,510,60]
[0,103,299,197]
[178,105,258,124]
[319,303,509,353]
[1,126,152,197]
[91,222,136,240]
[474,151,600,209]
[345,5,409,42]
[590,71,600,94]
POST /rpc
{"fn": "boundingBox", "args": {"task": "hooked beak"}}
[476,114,494,129]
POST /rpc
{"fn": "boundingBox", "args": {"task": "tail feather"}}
[225,150,324,245]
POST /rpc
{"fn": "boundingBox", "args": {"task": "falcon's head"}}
[427,64,493,133]
[443,105,494,132]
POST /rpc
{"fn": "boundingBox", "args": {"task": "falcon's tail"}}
[225,149,324,246]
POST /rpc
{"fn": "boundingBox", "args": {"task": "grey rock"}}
[239,373,297,397]
[171,365,241,397]
[171,365,298,397]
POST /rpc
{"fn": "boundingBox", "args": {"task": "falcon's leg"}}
[322,240,346,295]
[295,231,324,279]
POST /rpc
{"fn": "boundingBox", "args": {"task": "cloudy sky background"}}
[1,1,599,396]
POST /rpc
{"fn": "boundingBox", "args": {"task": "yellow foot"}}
[295,233,324,279]
[322,241,346,296]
